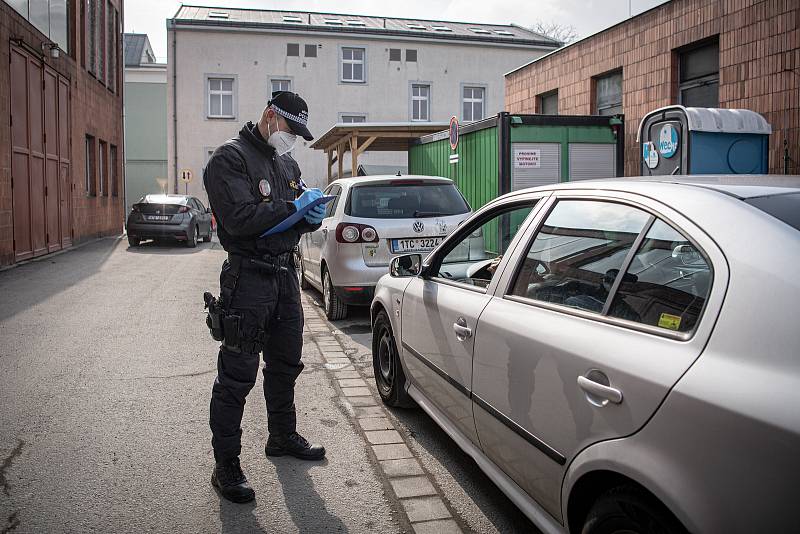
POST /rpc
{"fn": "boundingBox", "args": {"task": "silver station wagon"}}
[297,175,471,319]
[371,176,800,534]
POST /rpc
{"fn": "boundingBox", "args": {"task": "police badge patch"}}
[258,179,271,198]
[289,180,300,191]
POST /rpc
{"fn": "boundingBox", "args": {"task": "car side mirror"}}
[391,254,422,277]
[206,208,211,214]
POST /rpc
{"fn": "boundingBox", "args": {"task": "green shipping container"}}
[409,113,624,213]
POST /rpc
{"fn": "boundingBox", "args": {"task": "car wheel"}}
[581,485,686,534]
[372,310,414,408]
[202,226,212,243]
[322,269,348,320]
[187,226,198,248]
[128,236,140,247]
[295,250,310,290]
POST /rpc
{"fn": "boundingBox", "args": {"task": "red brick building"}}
[1,0,125,266]
[505,0,799,177]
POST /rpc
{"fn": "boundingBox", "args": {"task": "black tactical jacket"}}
[203,122,320,258]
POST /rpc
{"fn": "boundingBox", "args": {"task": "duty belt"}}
[228,252,293,274]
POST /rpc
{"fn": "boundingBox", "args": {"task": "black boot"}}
[265,432,326,460]
[211,457,255,503]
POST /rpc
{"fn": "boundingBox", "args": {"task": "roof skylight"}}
[432,25,453,32]
[345,20,366,26]
[494,30,514,36]
[406,23,426,30]
[208,11,229,19]
[468,28,491,34]
[283,15,304,23]
[324,18,344,25]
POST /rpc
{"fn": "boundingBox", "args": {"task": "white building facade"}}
[167,6,559,198]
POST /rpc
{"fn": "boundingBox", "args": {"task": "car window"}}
[434,204,536,289]
[509,200,651,315]
[607,219,712,332]
[194,198,207,211]
[744,192,800,232]
[325,185,342,218]
[347,183,469,219]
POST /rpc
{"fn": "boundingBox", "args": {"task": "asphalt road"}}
[0,236,538,534]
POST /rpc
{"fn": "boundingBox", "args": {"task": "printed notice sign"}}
[514,148,541,169]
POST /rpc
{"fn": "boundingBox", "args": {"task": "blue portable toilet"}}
[638,106,771,176]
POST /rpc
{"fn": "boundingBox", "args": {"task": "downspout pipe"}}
[170,20,178,194]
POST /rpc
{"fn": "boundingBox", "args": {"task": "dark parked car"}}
[126,194,213,247]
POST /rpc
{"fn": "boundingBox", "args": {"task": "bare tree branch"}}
[530,21,579,45]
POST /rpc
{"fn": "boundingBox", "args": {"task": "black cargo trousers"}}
[209,255,303,461]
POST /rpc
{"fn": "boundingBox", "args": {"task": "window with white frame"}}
[341,47,365,83]
[208,77,235,118]
[341,114,366,123]
[462,86,485,121]
[411,84,430,121]
[271,79,291,93]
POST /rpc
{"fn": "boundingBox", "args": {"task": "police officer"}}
[203,92,326,504]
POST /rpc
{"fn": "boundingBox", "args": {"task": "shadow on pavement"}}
[218,496,267,534]
[386,404,539,533]
[0,237,120,322]
[271,458,349,533]
[125,239,215,255]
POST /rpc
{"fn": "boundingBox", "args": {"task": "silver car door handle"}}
[453,318,472,340]
[577,375,623,404]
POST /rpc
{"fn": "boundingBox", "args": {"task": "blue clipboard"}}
[260,195,336,237]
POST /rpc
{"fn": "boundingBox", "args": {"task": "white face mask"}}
[267,118,297,156]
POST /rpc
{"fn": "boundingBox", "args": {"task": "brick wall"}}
[0,2,125,266]
[505,0,799,176]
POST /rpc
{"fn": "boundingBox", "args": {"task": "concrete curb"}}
[302,296,465,534]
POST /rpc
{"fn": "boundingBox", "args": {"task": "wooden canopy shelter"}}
[310,122,448,184]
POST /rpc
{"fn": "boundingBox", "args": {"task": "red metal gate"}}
[10,44,72,262]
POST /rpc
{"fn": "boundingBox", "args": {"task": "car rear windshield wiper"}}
[413,211,446,218]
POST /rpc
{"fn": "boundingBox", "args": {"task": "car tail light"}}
[336,223,379,244]
[178,206,190,213]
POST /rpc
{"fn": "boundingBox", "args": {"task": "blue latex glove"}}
[304,204,326,224]
[293,188,323,212]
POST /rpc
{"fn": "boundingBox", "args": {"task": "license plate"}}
[146,215,171,221]
[391,237,442,253]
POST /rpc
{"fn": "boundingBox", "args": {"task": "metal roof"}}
[170,6,560,48]
[311,122,450,152]
[123,33,158,67]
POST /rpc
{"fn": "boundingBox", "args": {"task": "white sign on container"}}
[514,148,541,169]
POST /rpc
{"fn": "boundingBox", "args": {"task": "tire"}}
[295,250,310,290]
[322,269,348,320]
[202,226,212,243]
[581,485,686,534]
[372,310,414,408]
[128,236,140,247]
[186,225,199,248]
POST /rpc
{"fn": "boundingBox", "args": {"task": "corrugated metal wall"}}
[409,126,499,213]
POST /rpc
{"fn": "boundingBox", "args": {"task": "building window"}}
[462,86,485,122]
[341,47,365,83]
[110,144,118,196]
[538,90,558,115]
[595,70,622,116]
[98,140,107,196]
[207,77,235,118]
[85,135,96,196]
[88,0,97,75]
[287,43,300,57]
[411,84,430,121]
[406,49,417,62]
[678,39,719,107]
[98,0,105,83]
[304,44,317,58]
[106,1,117,92]
[8,0,70,53]
[271,79,291,93]
[389,48,401,61]
[341,114,367,123]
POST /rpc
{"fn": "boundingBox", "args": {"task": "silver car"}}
[297,175,471,319]
[371,175,800,534]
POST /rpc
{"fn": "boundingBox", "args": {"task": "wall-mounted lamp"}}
[42,42,59,58]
